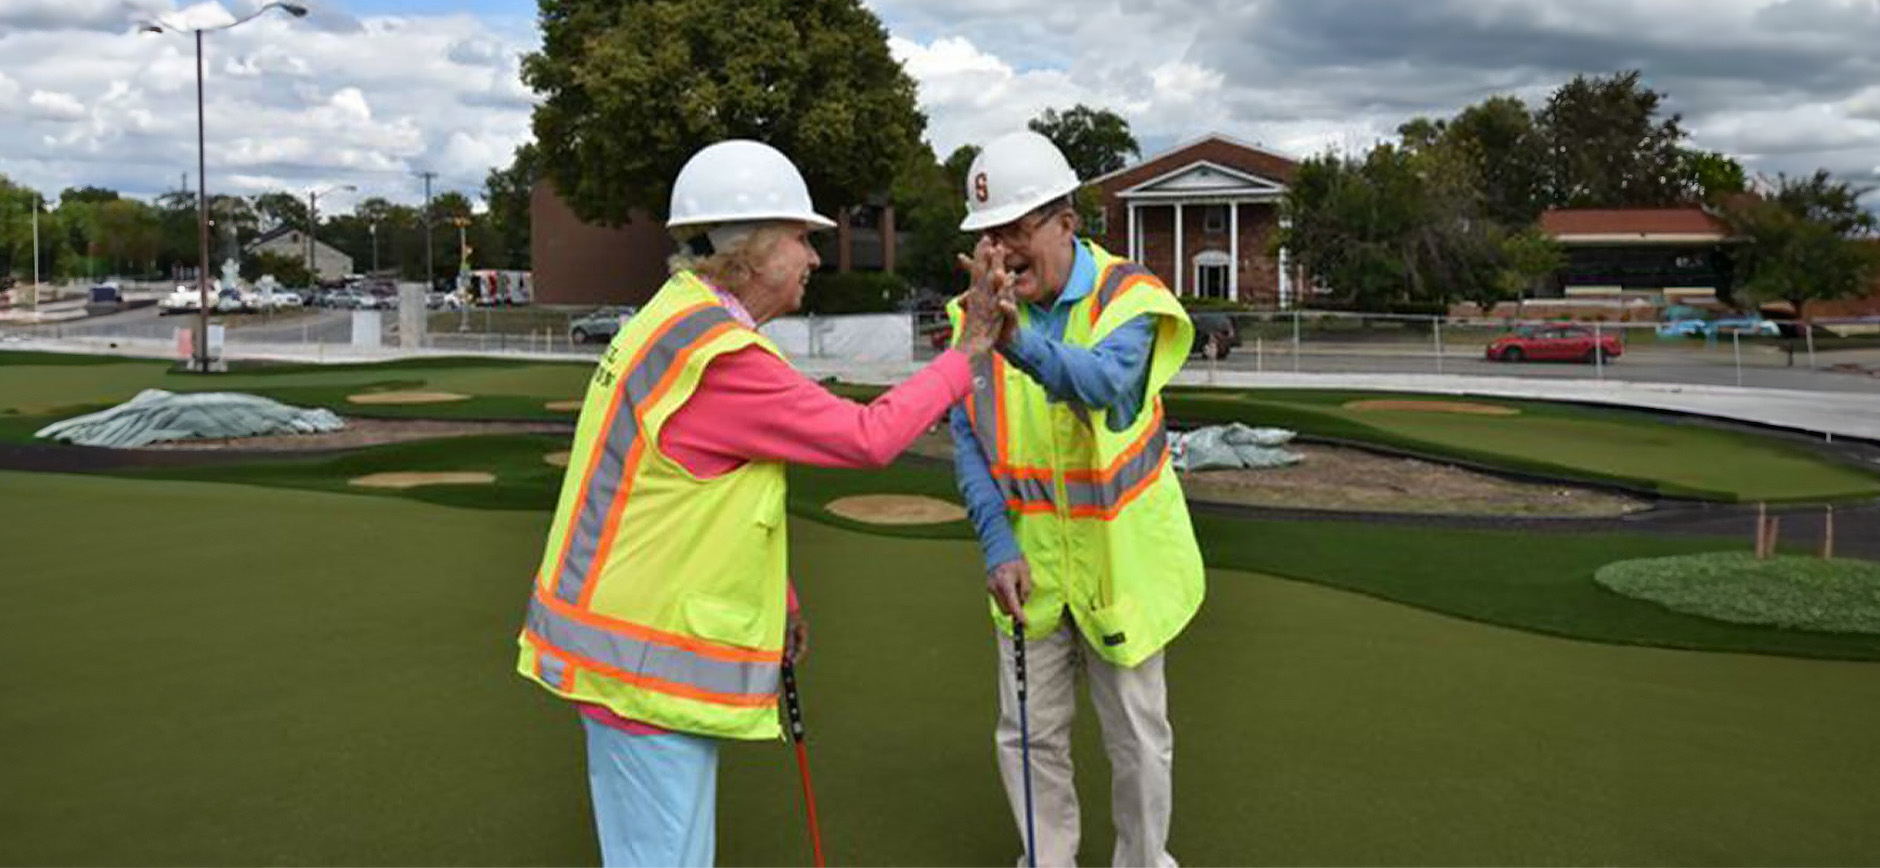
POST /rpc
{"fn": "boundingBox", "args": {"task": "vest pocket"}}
[1084,595,1136,648]
[682,593,763,649]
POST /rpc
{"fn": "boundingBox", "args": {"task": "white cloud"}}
[28,90,87,121]
[3,0,1878,217]
[0,2,537,209]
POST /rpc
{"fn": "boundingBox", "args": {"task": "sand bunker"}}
[1343,399,1520,416]
[544,451,572,467]
[545,400,583,411]
[348,471,496,489]
[825,494,967,525]
[346,391,473,405]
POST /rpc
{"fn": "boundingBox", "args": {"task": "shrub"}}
[801,271,908,315]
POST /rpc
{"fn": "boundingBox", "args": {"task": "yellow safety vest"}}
[517,271,790,741]
[948,240,1205,667]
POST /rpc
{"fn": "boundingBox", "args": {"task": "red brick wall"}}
[530,181,674,306]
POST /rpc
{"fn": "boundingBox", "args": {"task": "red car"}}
[1486,324,1623,364]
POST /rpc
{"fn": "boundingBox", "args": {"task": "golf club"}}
[782,661,826,868]
[1014,620,1037,868]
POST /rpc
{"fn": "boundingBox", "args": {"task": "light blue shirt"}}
[949,240,1157,571]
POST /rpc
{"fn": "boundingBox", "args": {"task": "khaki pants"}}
[995,616,1177,868]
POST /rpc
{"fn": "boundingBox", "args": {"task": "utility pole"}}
[417,170,437,292]
[31,191,41,305]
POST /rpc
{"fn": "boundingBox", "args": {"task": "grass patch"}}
[1161,387,1880,502]
[3,472,1879,865]
[1596,552,1880,634]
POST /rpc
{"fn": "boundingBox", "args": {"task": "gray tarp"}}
[34,389,344,448]
[1171,423,1302,472]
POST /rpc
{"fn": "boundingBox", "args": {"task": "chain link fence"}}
[8,296,1879,394]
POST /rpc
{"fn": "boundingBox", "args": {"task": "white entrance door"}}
[1193,250,1231,299]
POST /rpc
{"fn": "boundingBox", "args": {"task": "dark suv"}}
[1190,312,1240,359]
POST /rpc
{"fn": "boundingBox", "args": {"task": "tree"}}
[1723,172,1880,355]
[253,191,310,232]
[1538,70,1692,208]
[1028,104,1139,180]
[1443,96,1549,226]
[1493,226,1565,310]
[890,143,971,293]
[1279,143,1503,312]
[242,249,314,287]
[59,186,120,205]
[1680,149,1748,203]
[483,142,539,269]
[525,0,924,227]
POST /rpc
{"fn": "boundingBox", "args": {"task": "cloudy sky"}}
[2,0,1877,215]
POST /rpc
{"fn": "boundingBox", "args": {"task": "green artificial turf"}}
[1164,388,1880,502]
[1595,552,1880,634]
[4,351,1873,502]
[2,471,1878,866]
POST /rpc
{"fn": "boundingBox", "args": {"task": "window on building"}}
[1204,205,1227,233]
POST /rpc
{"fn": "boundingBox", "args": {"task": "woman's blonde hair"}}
[667,222,799,290]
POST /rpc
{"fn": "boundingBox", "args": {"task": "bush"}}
[1594,552,1880,634]
[801,271,907,315]
[1179,296,1255,312]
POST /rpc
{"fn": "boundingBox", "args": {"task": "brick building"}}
[1087,134,1300,307]
[529,180,902,307]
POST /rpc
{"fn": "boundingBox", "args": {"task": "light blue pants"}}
[583,717,720,867]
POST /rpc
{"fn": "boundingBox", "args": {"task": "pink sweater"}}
[581,342,973,735]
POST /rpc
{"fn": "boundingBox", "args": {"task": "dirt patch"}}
[346,391,472,405]
[825,494,968,525]
[1180,443,1644,516]
[348,471,496,489]
[1344,399,1521,416]
[545,450,572,467]
[140,417,570,452]
[903,429,1643,517]
[545,400,583,411]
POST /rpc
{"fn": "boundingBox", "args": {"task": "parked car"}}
[158,285,202,315]
[1655,318,1711,338]
[1486,324,1623,363]
[570,305,636,344]
[1189,311,1240,359]
[1706,316,1781,337]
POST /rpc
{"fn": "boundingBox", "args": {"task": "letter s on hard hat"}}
[667,140,837,232]
[959,131,1081,232]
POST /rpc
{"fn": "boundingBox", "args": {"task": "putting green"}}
[2,471,1877,865]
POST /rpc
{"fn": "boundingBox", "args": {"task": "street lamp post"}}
[370,222,379,275]
[305,183,356,282]
[138,1,308,373]
[30,192,41,309]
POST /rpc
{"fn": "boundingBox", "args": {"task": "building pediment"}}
[1117,160,1285,201]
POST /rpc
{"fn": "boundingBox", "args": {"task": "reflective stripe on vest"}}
[548,303,739,607]
[524,593,780,706]
[964,325,1168,519]
[1087,262,1156,327]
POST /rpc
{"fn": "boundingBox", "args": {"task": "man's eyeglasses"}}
[984,203,1069,248]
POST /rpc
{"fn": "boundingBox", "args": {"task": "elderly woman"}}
[516,139,1007,867]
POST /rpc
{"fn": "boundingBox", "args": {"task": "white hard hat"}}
[667,139,836,232]
[959,131,1081,232]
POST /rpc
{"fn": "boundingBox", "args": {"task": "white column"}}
[1173,203,1184,296]
[1278,214,1293,310]
[1127,202,1139,261]
[1228,201,1239,303]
